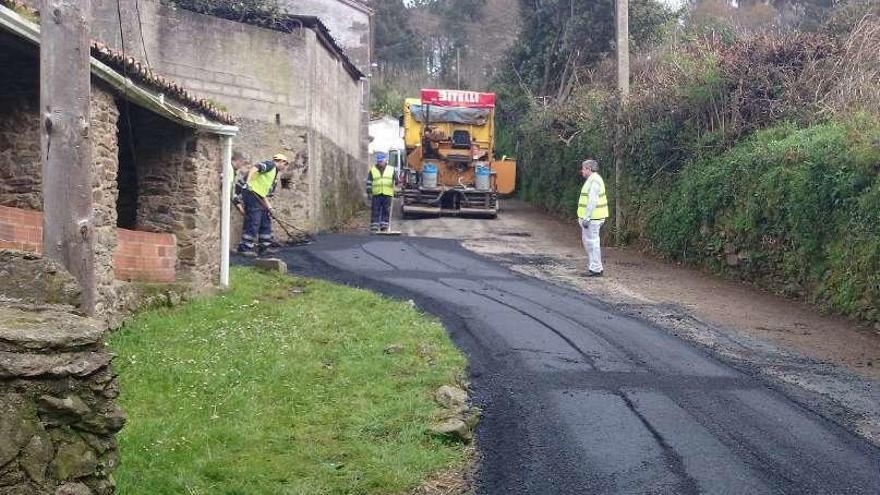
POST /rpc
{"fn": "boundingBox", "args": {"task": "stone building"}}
[0,4,238,316]
[78,0,368,234]
[0,3,241,494]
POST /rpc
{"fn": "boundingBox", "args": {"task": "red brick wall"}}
[114,229,177,283]
[0,205,177,283]
[0,205,42,254]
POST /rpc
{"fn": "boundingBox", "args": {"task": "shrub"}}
[501,18,880,323]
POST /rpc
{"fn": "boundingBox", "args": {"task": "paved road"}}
[278,235,880,494]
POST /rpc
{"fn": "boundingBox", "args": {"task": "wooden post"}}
[41,0,96,313]
[614,0,629,246]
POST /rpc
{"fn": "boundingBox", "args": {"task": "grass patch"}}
[109,267,468,494]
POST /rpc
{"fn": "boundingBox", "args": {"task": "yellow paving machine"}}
[401,89,516,218]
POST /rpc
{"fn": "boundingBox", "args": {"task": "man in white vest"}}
[577,159,609,277]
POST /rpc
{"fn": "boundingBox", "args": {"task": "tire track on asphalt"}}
[269,235,880,494]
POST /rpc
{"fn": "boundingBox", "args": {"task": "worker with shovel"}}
[236,153,290,256]
[366,152,397,234]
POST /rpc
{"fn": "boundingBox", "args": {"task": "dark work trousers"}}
[238,191,273,252]
[370,195,391,232]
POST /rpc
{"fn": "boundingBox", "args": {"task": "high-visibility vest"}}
[577,173,609,220]
[248,166,278,198]
[370,166,394,196]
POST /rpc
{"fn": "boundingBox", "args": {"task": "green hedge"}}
[515,115,880,322]
[503,24,880,323]
[648,120,880,321]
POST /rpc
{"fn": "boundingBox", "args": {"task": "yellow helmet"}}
[272,153,290,162]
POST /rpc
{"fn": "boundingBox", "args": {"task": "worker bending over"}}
[577,159,609,277]
[237,153,290,256]
[365,152,396,233]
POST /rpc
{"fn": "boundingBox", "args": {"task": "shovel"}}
[267,209,315,246]
[241,193,315,246]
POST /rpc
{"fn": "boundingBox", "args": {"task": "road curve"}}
[276,235,880,494]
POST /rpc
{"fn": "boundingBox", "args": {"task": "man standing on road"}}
[577,159,609,277]
[236,153,290,256]
[366,152,396,233]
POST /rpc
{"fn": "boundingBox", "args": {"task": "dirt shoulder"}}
[354,198,880,445]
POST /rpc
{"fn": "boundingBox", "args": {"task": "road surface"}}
[278,235,880,494]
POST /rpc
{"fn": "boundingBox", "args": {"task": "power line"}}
[134,0,151,68]
[115,0,141,206]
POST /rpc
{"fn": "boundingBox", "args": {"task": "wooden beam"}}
[41,0,96,313]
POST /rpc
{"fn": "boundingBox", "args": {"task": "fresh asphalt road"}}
[275,235,880,494]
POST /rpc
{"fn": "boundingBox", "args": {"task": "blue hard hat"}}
[375,152,387,163]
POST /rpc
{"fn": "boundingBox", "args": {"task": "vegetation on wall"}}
[495,0,880,323]
[161,0,281,20]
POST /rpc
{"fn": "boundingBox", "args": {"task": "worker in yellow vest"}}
[236,153,290,256]
[365,152,396,233]
[577,159,609,276]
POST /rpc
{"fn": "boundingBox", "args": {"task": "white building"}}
[369,115,406,172]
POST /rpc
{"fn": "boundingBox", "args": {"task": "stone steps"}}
[1,250,121,495]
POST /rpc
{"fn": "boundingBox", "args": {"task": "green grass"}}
[109,267,468,494]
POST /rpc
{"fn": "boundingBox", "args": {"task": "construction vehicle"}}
[400,89,516,218]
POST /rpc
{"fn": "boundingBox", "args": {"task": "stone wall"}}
[0,36,40,210]
[90,86,122,318]
[276,0,372,73]
[114,103,222,289]
[0,251,124,495]
[315,134,365,228]
[184,134,222,289]
[306,23,368,229]
[86,0,366,231]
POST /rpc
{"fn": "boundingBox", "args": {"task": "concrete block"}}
[201,81,223,94]
[254,258,288,273]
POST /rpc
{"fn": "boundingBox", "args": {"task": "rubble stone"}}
[0,252,81,307]
[0,306,104,353]
[254,258,288,273]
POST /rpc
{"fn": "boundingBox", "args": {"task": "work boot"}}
[587,270,603,277]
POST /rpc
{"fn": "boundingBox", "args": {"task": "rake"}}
[267,209,315,246]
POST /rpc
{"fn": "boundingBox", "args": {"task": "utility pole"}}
[456,47,461,90]
[614,0,629,246]
[41,0,96,313]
